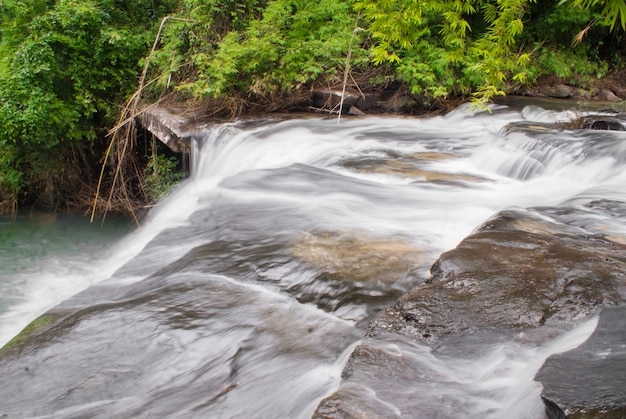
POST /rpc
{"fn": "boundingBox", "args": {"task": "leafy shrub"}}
[155,0,364,101]
[0,0,176,208]
[143,154,185,202]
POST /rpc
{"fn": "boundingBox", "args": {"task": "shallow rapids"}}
[0,104,625,418]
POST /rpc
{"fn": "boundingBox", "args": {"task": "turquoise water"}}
[0,213,133,345]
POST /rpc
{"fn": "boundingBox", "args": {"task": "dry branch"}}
[337,13,361,125]
[90,16,194,224]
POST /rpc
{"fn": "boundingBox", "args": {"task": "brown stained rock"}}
[314,205,626,418]
[359,161,484,183]
[407,152,457,161]
[367,210,626,343]
[340,151,486,184]
[290,230,424,283]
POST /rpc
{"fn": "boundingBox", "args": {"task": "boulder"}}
[311,90,362,113]
[315,204,626,417]
[537,304,626,418]
[347,106,366,116]
[367,209,626,343]
[538,84,577,99]
[554,84,576,98]
[595,89,622,102]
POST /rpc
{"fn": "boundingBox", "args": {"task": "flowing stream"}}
[0,104,625,418]
[0,214,131,347]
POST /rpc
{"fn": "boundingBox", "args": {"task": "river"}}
[0,103,624,418]
[0,213,131,347]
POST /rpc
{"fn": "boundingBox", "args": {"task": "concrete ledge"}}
[138,106,203,153]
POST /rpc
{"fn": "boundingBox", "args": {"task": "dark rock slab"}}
[315,205,626,417]
[311,90,361,113]
[0,271,359,417]
[583,117,626,131]
[537,304,626,418]
[368,209,626,344]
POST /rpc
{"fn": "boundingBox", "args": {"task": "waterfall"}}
[0,104,624,418]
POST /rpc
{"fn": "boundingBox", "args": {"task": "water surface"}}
[0,104,624,417]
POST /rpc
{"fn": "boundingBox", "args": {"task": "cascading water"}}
[0,215,130,347]
[0,104,624,418]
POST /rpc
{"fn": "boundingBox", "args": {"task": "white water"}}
[354,316,600,418]
[1,104,625,417]
[0,217,130,347]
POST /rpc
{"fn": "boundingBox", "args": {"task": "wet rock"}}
[537,305,626,418]
[543,396,567,419]
[367,209,626,343]
[0,273,359,417]
[311,90,361,113]
[315,340,466,418]
[595,89,622,102]
[338,151,486,184]
[290,230,424,283]
[315,206,626,417]
[314,381,401,419]
[584,118,626,131]
[0,314,60,358]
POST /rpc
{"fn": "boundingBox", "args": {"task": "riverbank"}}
[3,69,625,220]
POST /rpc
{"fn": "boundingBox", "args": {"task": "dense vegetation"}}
[0,0,624,215]
[0,0,178,213]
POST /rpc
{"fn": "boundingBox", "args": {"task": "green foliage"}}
[143,154,185,202]
[520,1,611,86]
[353,0,621,105]
[0,0,176,206]
[154,0,364,100]
[567,0,626,30]
[353,0,539,104]
[148,0,269,96]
